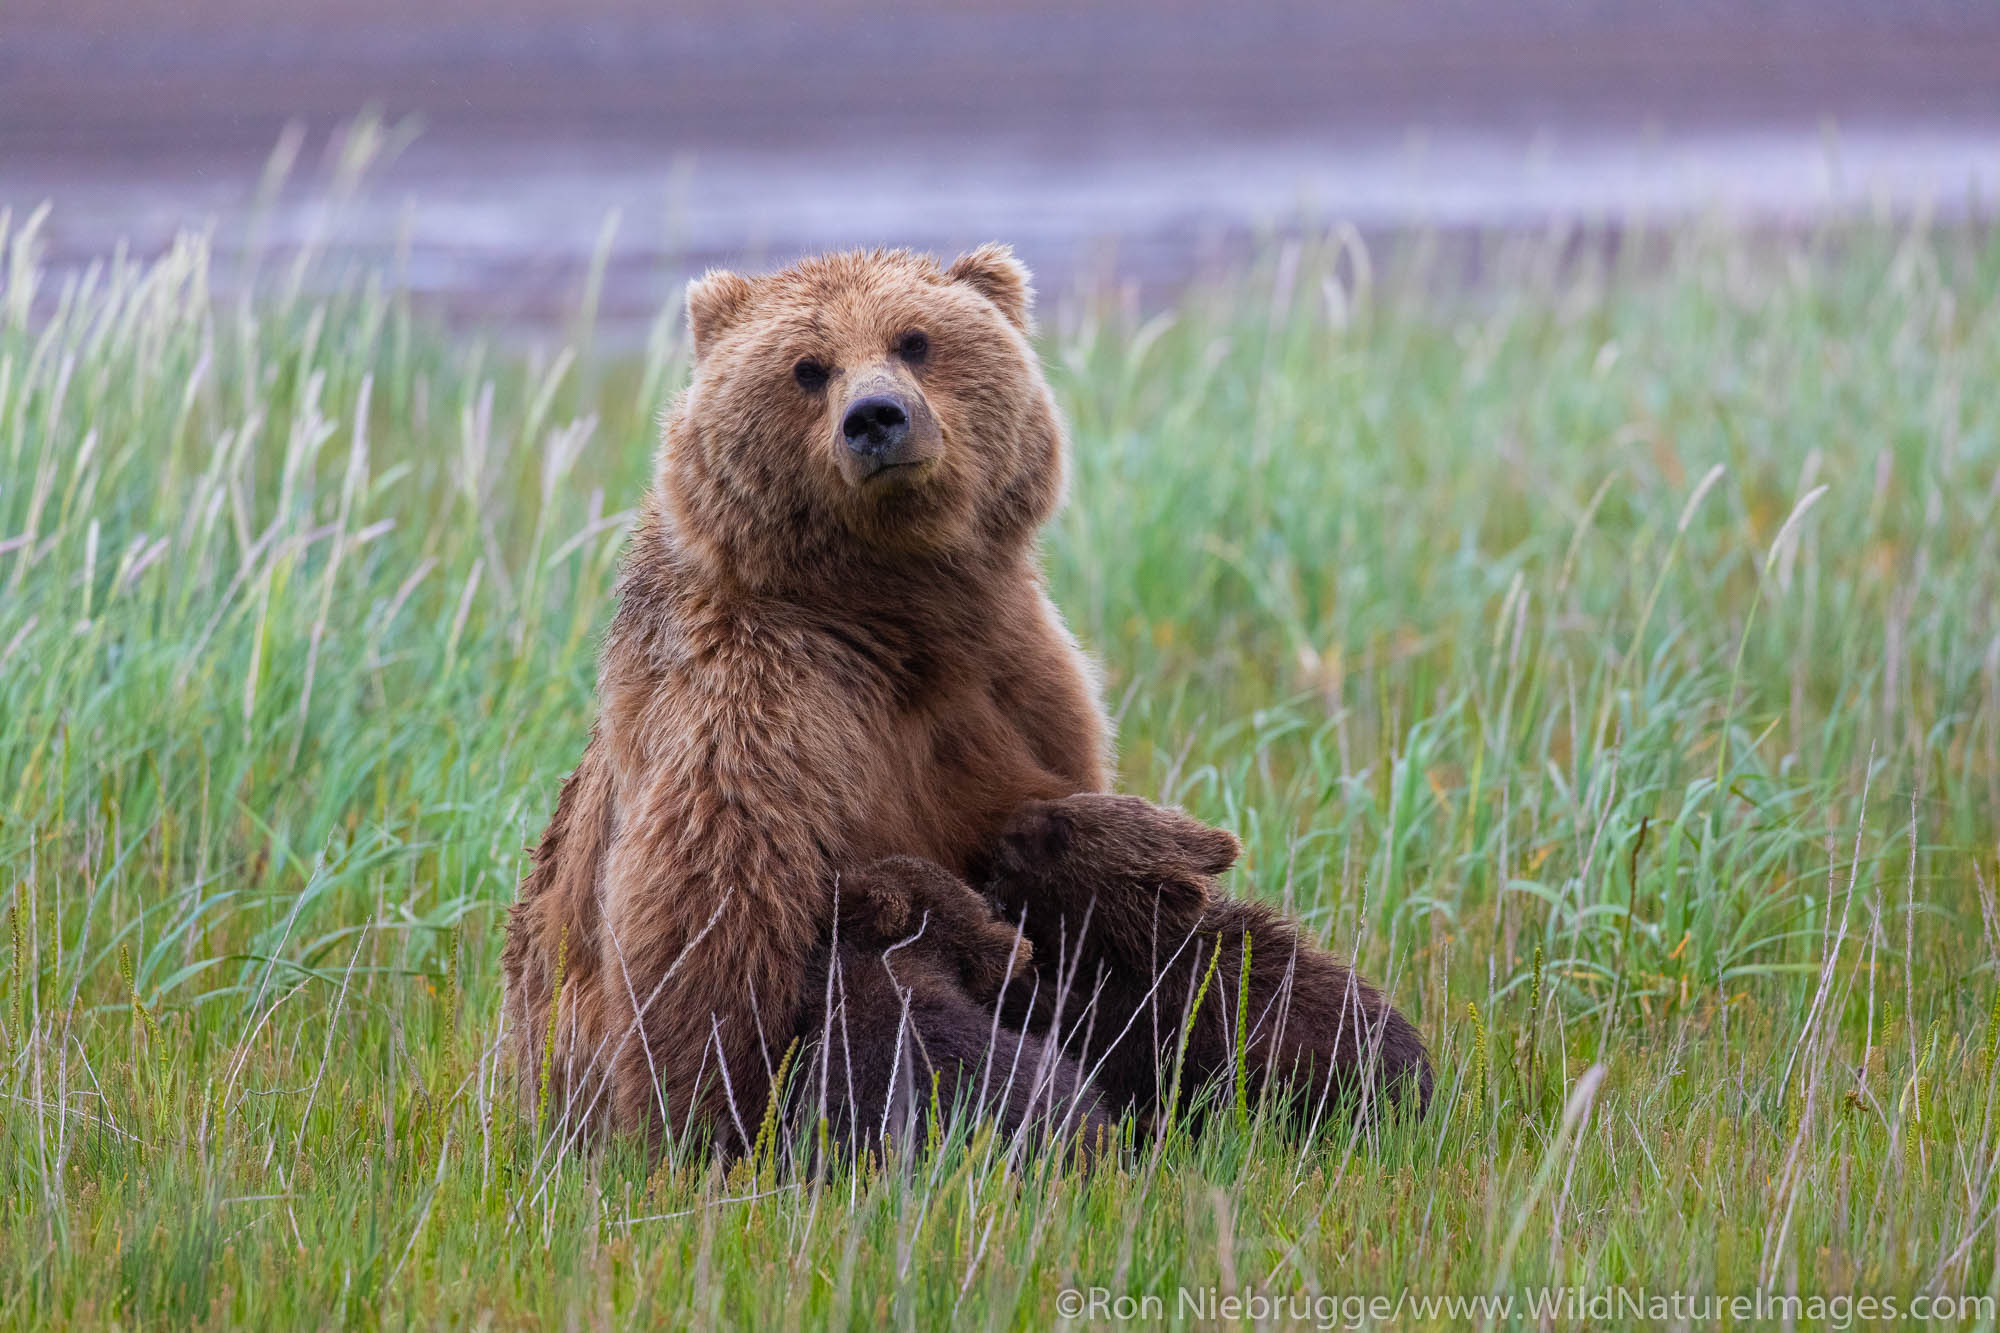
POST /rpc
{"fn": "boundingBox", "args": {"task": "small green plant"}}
[1465,1002,1488,1117]
[8,891,22,1046]
[120,943,166,1088]
[1232,932,1253,1129]
[1160,934,1224,1140]
[440,920,462,1070]
[1984,986,2000,1076]
[750,1036,800,1184]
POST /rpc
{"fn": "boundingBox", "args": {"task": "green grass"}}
[3,200,1999,1329]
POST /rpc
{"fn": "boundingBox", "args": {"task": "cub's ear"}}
[1162,810,1241,878]
[946,243,1033,334]
[1004,802,1074,868]
[686,269,754,360]
[961,920,1034,1000]
[1183,824,1242,878]
[834,868,910,942]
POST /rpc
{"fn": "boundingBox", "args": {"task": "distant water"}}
[9,123,1998,338]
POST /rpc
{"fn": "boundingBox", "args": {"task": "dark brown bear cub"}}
[796,856,1113,1159]
[974,794,1432,1131]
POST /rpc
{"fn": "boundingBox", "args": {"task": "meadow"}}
[2,196,1998,1329]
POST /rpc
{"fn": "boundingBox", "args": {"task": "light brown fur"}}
[501,247,1111,1151]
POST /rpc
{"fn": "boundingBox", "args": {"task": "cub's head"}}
[973,794,1242,951]
[662,246,1064,586]
[835,856,1033,1004]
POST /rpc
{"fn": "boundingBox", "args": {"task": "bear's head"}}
[661,246,1065,590]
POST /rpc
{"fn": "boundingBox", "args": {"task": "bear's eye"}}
[895,330,929,363]
[793,358,830,392]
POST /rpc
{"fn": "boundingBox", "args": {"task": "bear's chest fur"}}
[797,586,1106,875]
[607,564,1107,887]
[876,660,1080,870]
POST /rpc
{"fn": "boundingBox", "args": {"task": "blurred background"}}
[6,0,1998,334]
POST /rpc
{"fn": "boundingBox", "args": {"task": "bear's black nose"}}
[841,395,910,457]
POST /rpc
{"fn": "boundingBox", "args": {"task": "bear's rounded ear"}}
[834,868,910,941]
[1008,803,1074,867]
[963,921,1034,999]
[1163,811,1240,878]
[686,269,754,361]
[946,243,1033,334]
[1183,825,1242,878]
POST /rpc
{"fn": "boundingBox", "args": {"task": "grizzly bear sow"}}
[797,856,1112,1159]
[501,247,1111,1150]
[975,794,1433,1130]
